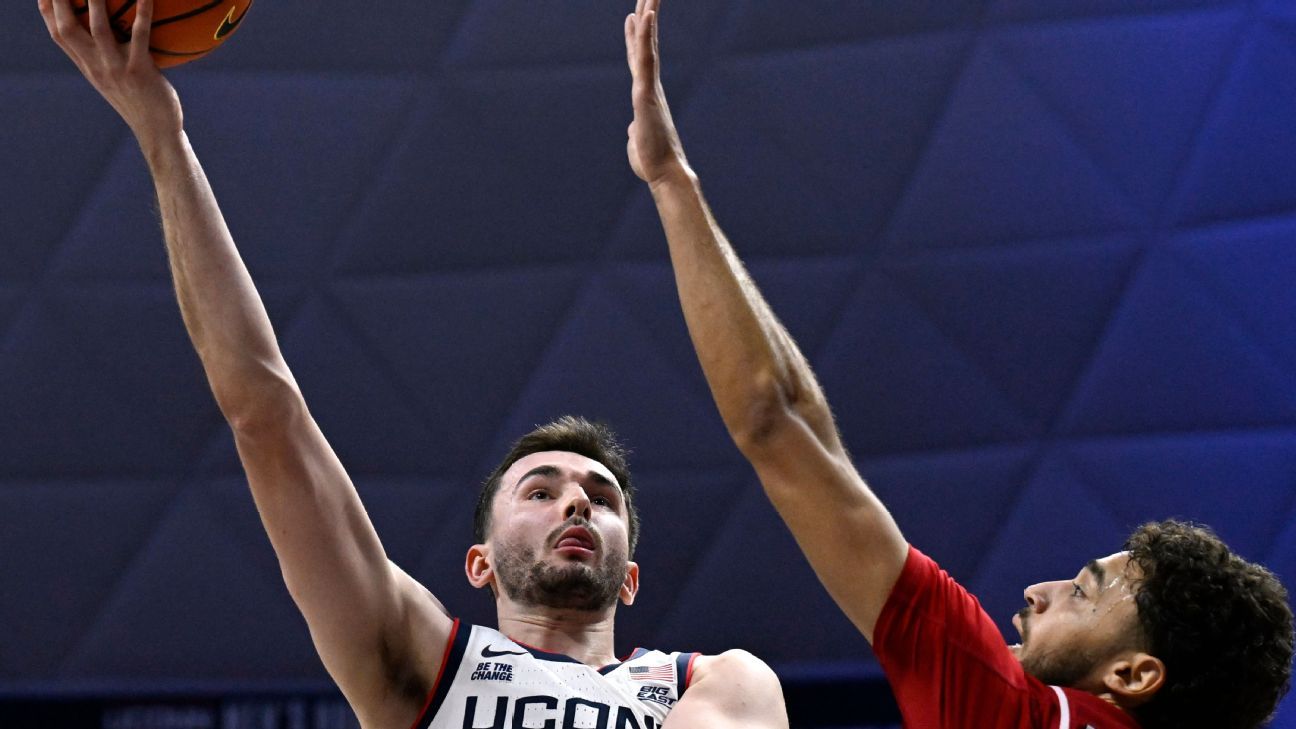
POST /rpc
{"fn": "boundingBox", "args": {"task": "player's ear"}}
[619,561,640,606]
[465,544,494,591]
[1103,652,1165,706]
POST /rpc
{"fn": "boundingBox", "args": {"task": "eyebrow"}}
[514,465,618,492]
[1085,560,1107,593]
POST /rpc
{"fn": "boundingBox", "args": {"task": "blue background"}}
[4,1,1295,726]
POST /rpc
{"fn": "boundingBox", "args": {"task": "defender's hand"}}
[39,0,183,141]
[625,0,690,186]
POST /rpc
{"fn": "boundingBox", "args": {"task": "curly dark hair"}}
[473,415,640,554]
[1124,520,1293,729]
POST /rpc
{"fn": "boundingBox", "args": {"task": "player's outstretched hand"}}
[625,0,690,187]
[39,0,182,141]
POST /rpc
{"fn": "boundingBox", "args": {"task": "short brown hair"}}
[1125,520,1293,729]
[473,416,640,554]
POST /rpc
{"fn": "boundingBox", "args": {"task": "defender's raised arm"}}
[628,6,1296,729]
[38,2,453,725]
[625,0,907,642]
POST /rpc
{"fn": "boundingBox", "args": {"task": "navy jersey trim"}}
[509,637,659,673]
[597,646,648,675]
[411,619,468,729]
[514,640,585,665]
[675,652,699,697]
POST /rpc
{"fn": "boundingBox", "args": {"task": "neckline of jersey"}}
[503,635,649,675]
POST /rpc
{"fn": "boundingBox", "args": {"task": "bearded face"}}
[1011,553,1145,692]
[492,518,630,612]
[1016,606,1105,686]
[473,450,637,614]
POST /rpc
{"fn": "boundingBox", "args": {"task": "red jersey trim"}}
[408,618,461,729]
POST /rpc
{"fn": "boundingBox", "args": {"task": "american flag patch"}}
[628,664,674,682]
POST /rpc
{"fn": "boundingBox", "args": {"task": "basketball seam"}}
[72,0,245,65]
[71,0,226,30]
[151,0,227,29]
[110,0,136,26]
[148,46,211,57]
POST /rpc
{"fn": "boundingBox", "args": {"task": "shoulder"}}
[675,650,787,728]
[689,649,782,696]
[875,545,986,642]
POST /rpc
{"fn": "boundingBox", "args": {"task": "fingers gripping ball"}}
[73,0,253,68]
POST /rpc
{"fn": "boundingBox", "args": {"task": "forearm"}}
[654,169,908,636]
[650,169,840,453]
[140,128,452,717]
[627,0,907,642]
[140,129,297,424]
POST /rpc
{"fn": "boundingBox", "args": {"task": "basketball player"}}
[38,1,789,727]
[625,0,1294,727]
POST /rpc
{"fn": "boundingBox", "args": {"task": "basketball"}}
[72,0,253,68]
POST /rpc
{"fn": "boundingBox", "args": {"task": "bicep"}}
[231,403,453,721]
[663,651,787,729]
[744,413,908,642]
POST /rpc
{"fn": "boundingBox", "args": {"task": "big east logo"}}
[635,686,675,708]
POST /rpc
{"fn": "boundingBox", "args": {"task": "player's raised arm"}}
[38,1,453,724]
[625,0,908,641]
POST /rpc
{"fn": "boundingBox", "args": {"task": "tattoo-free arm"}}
[625,0,908,641]
[38,1,452,724]
[661,651,788,729]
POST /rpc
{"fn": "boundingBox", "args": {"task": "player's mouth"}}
[1012,608,1030,644]
[553,526,597,558]
[1009,611,1027,658]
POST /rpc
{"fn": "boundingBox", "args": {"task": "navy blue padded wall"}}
[4,0,1296,726]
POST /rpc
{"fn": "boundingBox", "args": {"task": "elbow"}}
[726,369,803,455]
[727,367,837,461]
[214,370,307,436]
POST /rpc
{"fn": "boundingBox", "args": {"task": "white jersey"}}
[412,621,699,729]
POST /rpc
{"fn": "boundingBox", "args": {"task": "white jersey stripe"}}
[1050,686,1071,729]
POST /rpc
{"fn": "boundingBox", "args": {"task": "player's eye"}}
[1071,582,1086,598]
[528,490,551,500]
[592,495,611,507]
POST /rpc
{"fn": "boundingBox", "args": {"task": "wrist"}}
[125,101,186,163]
[134,125,190,171]
[647,161,698,196]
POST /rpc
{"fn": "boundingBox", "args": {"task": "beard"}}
[1016,608,1103,687]
[1019,645,1102,686]
[493,521,628,612]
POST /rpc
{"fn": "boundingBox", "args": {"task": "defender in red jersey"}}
[874,546,1141,728]
[626,1,1295,726]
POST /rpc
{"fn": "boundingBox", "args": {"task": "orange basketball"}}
[73,0,253,68]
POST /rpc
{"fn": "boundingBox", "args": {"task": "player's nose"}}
[563,487,592,522]
[1023,582,1051,613]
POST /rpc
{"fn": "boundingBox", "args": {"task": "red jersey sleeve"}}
[873,545,1041,728]
[872,546,1138,729]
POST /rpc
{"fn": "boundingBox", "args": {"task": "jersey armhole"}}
[675,652,700,697]
[408,619,467,729]
[873,544,923,648]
